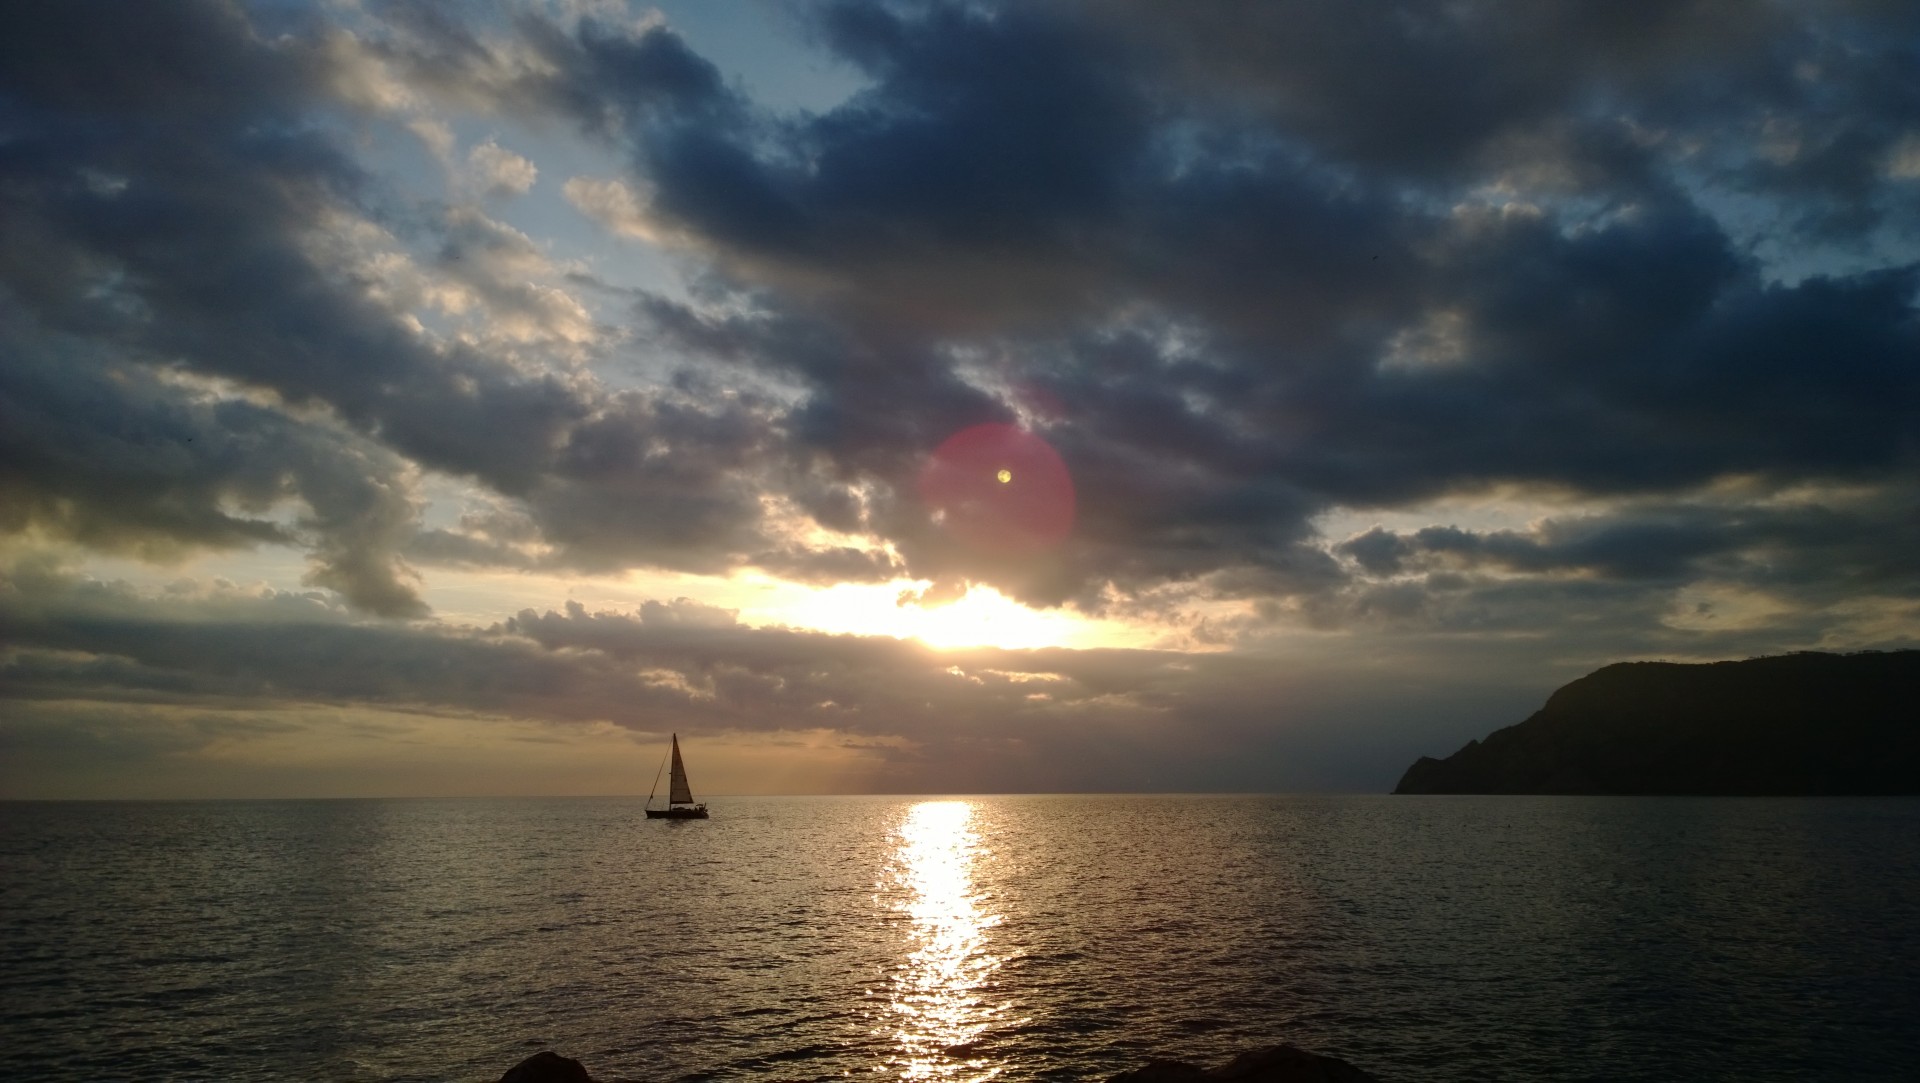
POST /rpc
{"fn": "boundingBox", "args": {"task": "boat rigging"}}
[645,733,709,819]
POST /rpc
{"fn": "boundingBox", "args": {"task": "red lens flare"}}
[918,423,1075,554]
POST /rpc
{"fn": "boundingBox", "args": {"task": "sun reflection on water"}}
[877,801,1011,1081]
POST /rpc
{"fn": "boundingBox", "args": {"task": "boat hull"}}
[646,806,709,819]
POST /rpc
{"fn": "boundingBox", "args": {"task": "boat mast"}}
[646,745,669,808]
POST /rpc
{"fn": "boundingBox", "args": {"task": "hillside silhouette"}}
[1395,651,1920,795]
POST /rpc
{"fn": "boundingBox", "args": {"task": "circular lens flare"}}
[918,424,1074,554]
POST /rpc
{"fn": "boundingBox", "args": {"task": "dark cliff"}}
[1393,650,1920,795]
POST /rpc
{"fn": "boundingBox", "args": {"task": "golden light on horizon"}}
[878,800,1012,1082]
[415,565,1159,654]
[996,468,1012,484]
[903,589,1069,651]
[772,581,1142,651]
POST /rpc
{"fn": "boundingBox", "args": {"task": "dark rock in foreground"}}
[499,1051,594,1083]
[1105,1044,1379,1082]
[495,1044,1378,1082]
[1394,650,1920,795]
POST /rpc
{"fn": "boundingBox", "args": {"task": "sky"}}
[2,0,1917,799]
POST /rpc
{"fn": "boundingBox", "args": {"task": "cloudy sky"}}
[3,0,1916,798]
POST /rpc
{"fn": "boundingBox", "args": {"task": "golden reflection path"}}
[876,801,1013,1081]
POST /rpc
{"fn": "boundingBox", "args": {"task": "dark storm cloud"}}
[751,544,905,585]
[1091,0,1792,177]
[0,0,310,124]
[2,0,557,489]
[4,0,1917,644]
[1095,0,1920,242]
[1331,219,1920,497]
[1307,486,1920,671]
[1336,489,1920,600]
[0,0,832,598]
[570,1,1158,329]
[581,0,1919,613]
[367,0,745,134]
[0,305,431,615]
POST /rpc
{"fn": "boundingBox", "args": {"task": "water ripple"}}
[3,796,1919,1081]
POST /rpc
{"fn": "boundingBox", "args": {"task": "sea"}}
[3,795,1917,1082]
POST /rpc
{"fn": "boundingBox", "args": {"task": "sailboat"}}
[645,733,709,819]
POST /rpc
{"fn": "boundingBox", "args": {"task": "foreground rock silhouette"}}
[1105,1044,1379,1082]
[498,1051,593,1083]
[1395,650,1920,795]
[495,1044,1379,1082]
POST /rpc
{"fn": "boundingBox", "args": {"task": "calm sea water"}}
[3,795,1917,1081]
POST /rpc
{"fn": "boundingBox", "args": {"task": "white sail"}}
[668,733,694,805]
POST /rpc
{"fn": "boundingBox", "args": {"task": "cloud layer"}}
[3,0,1916,793]
[0,559,1561,795]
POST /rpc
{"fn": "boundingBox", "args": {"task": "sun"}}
[918,424,1074,554]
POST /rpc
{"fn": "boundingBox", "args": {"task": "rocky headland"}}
[1394,650,1920,795]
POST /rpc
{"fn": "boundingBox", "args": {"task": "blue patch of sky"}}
[449,112,687,296]
[1674,167,1920,287]
[292,0,869,339]
[652,1,868,117]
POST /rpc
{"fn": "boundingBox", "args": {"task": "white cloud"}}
[409,117,456,164]
[468,138,539,197]
[563,175,667,241]
[1885,133,1920,180]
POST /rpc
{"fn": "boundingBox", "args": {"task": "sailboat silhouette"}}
[645,733,709,819]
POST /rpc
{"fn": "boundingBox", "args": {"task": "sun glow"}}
[405,563,1161,654]
[903,588,1077,650]
[772,580,1119,650]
